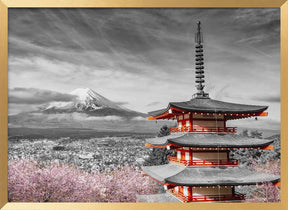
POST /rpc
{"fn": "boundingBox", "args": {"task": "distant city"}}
[8,136,152,173]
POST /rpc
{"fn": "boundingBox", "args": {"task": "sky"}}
[8,8,280,130]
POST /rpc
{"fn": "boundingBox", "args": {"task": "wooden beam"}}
[257,112,268,117]
[145,143,166,148]
[147,116,156,120]
[262,145,274,150]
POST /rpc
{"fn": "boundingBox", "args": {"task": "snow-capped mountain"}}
[41,88,123,111]
[70,88,124,110]
[40,88,146,118]
[8,88,164,132]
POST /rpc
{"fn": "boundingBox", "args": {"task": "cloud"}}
[8,8,279,78]
[8,104,40,115]
[7,8,280,121]
[9,87,76,104]
[253,95,280,103]
[85,115,124,121]
[229,118,280,131]
[114,101,129,106]
[45,112,124,122]
[131,116,146,121]
[146,101,161,106]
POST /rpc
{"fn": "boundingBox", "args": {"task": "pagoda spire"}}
[194,21,209,98]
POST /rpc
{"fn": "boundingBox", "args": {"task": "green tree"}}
[158,125,170,137]
[241,129,249,137]
[250,130,263,139]
[143,125,175,166]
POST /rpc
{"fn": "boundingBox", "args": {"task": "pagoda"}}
[138,21,280,203]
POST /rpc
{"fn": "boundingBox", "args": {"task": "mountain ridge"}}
[8,88,150,129]
[38,88,146,118]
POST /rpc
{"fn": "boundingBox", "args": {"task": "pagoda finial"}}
[194,21,209,98]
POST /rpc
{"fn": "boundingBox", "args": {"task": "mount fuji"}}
[8,87,157,130]
[39,88,146,118]
[8,88,175,135]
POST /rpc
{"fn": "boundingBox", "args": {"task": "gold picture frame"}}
[0,0,287,209]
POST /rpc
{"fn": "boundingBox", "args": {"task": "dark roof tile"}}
[143,164,280,186]
[136,193,181,203]
[148,98,268,116]
[146,133,274,148]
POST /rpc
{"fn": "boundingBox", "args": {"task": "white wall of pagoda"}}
[175,149,229,161]
[167,185,238,202]
[193,152,228,160]
[192,113,224,120]
[171,185,192,198]
[176,113,227,131]
[193,120,225,129]
[192,186,233,196]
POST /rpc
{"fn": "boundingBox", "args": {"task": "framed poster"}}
[0,0,287,210]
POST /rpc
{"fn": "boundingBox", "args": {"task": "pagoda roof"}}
[136,193,243,203]
[143,163,185,183]
[148,98,268,117]
[146,133,274,148]
[136,193,181,203]
[142,164,280,186]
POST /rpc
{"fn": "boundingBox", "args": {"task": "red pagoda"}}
[138,21,280,203]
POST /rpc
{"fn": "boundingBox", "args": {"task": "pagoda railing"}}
[192,193,245,202]
[167,189,244,202]
[168,156,239,167]
[191,193,245,202]
[167,189,189,202]
[170,126,236,133]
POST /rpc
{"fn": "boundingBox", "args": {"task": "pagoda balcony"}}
[168,156,239,167]
[167,189,244,202]
[191,193,245,202]
[167,189,190,202]
[169,126,236,133]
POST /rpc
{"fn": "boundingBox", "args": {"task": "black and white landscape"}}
[7,8,280,203]
[7,7,281,165]
[9,87,171,137]
[8,8,280,134]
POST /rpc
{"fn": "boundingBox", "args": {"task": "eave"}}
[142,164,280,187]
[145,133,274,149]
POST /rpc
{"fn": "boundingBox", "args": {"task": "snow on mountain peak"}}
[69,88,123,110]
[40,87,131,113]
[70,88,95,101]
